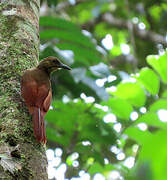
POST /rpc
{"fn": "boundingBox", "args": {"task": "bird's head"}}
[37,56,71,74]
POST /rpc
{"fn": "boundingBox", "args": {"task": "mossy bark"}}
[0,0,48,179]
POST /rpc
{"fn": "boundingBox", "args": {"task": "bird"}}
[21,56,71,144]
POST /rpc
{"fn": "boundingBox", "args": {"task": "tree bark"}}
[0,0,48,179]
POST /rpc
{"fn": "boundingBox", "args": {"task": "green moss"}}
[0,0,47,178]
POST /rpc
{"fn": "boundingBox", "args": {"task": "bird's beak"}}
[59,63,71,70]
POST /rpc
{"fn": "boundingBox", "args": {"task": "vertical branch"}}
[0,0,48,179]
[125,0,138,69]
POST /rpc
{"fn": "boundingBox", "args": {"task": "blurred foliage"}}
[39,0,167,179]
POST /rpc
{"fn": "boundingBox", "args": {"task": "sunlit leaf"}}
[162,90,167,98]
[147,53,167,83]
[135,112,167,129]
[124,127,152,145]
[102,97,133,120]
[136,67,160,95]
[149,99,167,112]
[112,82,146,107]
[139,130,167,180]
[88,162,104,175]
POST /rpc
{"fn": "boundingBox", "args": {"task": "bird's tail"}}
[33,107,47,144]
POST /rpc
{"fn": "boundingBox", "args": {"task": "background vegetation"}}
[39,0,167,179]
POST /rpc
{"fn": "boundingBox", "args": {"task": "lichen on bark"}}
[0,0,48,179]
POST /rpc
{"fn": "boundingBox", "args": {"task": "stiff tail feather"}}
[33,107,47,144]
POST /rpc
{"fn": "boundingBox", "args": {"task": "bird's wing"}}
[21,79,38,106]
[42,89,52,113]
[21,75,49,109]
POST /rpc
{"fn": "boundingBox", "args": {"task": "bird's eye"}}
[53,60,59,65]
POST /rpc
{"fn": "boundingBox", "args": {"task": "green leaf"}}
[124,127,152,145]
[161,90,167,98]
[40,16,102,66]
[147,53,167,83]
[88,162,104,175]
[57,43,101,65]
[136,67,160,95]
[103,97,133,120]
[40,17,80,32]
[40,29,94,49]
[149,99,167,112]
[135,112,167,129]
[46,100,116,147]
[139,130,167,180]
[112,82,146,107]
[88,162,116,176]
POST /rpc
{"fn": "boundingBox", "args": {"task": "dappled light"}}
[2,0,167,179]
[139,107,147,114]
[93,173,105,180]
[108,171,122,180]
[116,152,125,161]
[103,113,117,123]
[113,123,122,133]
[138,22,146,30]
[38,0,167,179]
[47,149,67,179]
[123,157,135,169]
[101,34,114,50]
[157,109,167,122]
[137,123,148,131]
[130,111,139,121]
[120,44,130,55]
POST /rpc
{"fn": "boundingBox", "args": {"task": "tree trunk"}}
[0,0,48,179]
